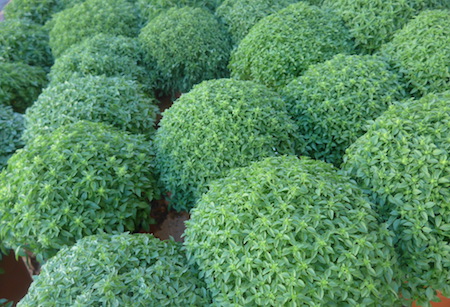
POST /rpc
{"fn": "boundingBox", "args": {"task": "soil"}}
[0,251,32,305]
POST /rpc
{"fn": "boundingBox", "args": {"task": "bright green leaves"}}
[322,0,415,54]
[282,54,406,166]
[342,91,450,303]
[380,10,450,97]
[49,34,154,90]
[23,75,158,142]
[155,79,298,211]
[139,7,232,95]
[18,233,211,306]
[185,156,400,306]
[0,121,157,260]
[229,2,354,90]
[216,0,297,45]
[49,0,140,57]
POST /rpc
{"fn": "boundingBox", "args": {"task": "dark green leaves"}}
[0,62,48,113]
[0,105,24,170]
[139,7,232,95]
[0,19,52,69]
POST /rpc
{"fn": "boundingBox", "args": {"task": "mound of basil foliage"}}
[136,0,222,23]
[380,9,450,97]
[322,0,409,54]
[216,0,297,45]
[23,75,158,142]
[3,0,84,24]
[0,19,52,69]
[49,0,140,57]
[230,2,354,90]
[0,105,24,170]
[0,62,48,113]
[185,156,399,306]
[18,233,211,306]
[343,91,450,305]
[139,7,231,95]
[49,34,153,89]
[0,121,157,260]
[155,79,297,211]
[282,54,405,166]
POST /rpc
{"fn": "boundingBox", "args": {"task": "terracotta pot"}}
[0,250,32,306]
[412,292,450,307]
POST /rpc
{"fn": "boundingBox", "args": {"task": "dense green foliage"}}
[342,91,450,305]
[282,54,405,166]
[322,0,417,54]
[406,0,450,11]
[185,156,399,306]
[380,10,450,97]
[139,7,231,95]
[155,79,297,211]
[229,2,354,90]
[18,233,211,306]
[23,75,158,142]
[137,0,223,23]
[48,34,154,89]
[0,121,157,261]
[0,62,48,113]
[49,0,140,57]
[216,0,297,45]
[0,19,52,69]
[0,105,24,170]
[303,0,324,5]
[3,0,84,24]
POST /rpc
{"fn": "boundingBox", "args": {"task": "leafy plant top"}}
[380,10,450,97]
[184,156,399,306]
[216,0,297,45]
[155,79,297,211]
[3,0,85,24]
[23,75,158,142]
[282,54,406,166]
[0,121,157,261]
[0,19,52,69]
[18,233,211,306]
[342,91,450,305]
[137,0,223,23]
[138,7,231,95]
[0,105,24,170]
[49,0,140,57]
[229,2,354,90]
[49,34,154,90]
[0,61,48,113]
[406,0,450,11]
[322,0,416,54]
